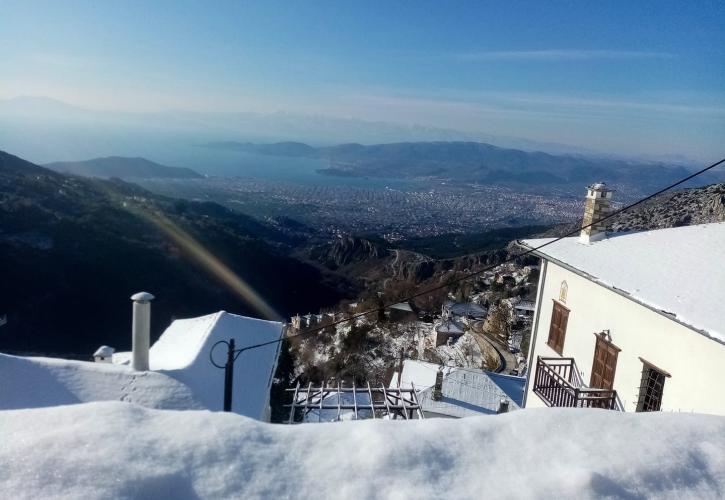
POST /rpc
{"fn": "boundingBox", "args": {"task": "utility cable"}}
[233,156,725,353]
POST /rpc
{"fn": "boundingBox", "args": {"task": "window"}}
[636,359,669,412]
[547,301,569,355]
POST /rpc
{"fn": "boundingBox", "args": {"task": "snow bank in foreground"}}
[2,403,724,499]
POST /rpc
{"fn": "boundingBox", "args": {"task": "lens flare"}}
[120,195,281,321]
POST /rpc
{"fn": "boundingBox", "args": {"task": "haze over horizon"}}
[1,1,724,162]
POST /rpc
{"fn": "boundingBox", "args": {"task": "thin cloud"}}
[456,49,675,61]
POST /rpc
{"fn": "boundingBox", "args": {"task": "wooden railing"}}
[533,357,618,410]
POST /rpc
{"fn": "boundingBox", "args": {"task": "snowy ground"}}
[2,402,724,499]
[427,332,484,368]
[0,353,203,411]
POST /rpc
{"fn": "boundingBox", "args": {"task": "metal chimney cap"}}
[130,291,155,302]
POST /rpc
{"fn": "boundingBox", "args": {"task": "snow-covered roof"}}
[0,311,284,420]
[435,319,465,335]
[522,222,725,343]
[445,301,487,317]
[514,301,536,312]
[388,302,414,312]
[392,360,525,418]
[302,391,374,422]
[0,353,203,411]
[150,311,284,419]
[3,401,725,498]
[111,351,131,365]
[93,345,114,357]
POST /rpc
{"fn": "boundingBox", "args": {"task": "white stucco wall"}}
[525,260,725,415]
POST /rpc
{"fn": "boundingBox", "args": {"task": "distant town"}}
[140,177,598,240]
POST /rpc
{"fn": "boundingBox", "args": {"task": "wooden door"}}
[590,335,619,390]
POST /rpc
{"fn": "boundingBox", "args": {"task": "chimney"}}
[432,367,444,401]
[497,399,510,414]
[130,291,154,371]
[397,352,404,388]
[579,182,614,244]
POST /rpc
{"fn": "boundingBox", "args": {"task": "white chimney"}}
[130,291,154,371]
[579,182,614,244]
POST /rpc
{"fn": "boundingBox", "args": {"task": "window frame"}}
[546,300,569,355]
[636,358,671,412]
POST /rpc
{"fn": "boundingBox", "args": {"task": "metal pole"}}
[223,338,235,412]
[130,292,154,371]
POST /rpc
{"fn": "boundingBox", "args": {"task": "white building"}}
[0,296,285,421]
[520,183,725,414]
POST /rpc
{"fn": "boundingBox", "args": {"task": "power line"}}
[236,156,725,353]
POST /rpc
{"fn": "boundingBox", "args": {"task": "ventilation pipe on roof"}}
[432,367,444,401]
[497,399,510,414]
[131,291,154,371]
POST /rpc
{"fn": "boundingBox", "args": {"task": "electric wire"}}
[231,156,725,354]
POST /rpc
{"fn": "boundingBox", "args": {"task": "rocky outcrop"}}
[388,250,435,282]
[527,182,725,239]
[611,183,725,232]
[308,236,390,270]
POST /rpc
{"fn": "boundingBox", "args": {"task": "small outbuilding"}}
[93,345,115,363]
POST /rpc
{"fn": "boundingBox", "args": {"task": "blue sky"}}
[0,0,723,159]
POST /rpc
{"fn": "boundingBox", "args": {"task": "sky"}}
[0,0,724,160]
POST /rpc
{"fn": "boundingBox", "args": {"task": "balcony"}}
[533,357,619,410]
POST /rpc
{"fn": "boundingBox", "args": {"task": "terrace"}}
[533,357,620,410]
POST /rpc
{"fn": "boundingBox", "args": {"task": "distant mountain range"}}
[44,156,203,180]
[0,96,606,160]
[204,141,721,192]
[0,150,348,357]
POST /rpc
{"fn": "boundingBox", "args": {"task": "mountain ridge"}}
[203,140,719,193]
[45,156,203,180]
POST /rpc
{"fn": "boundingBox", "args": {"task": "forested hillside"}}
[0,151,348,357]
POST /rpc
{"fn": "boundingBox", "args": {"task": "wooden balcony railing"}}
[533,357,618,410]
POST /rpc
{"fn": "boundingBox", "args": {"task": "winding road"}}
[470,321,519,374]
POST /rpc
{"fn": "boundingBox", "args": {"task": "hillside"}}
[45,156,203,179]
[3,402,724,499]
[0,151,348,357]
[611,182,725,232]
[204,141,722,193]
[306,234,516,295]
